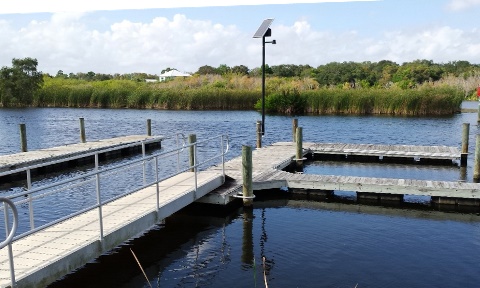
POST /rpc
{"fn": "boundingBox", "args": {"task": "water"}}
[1,106,480,287]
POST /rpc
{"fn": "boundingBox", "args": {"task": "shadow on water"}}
[48,188,480,288]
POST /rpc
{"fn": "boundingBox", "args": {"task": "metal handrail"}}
[0,133,228,287]
[0,132,187,178]
[2,133,229,242]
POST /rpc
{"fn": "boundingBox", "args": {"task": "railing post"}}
[20,123,27,152]
[461,123,469,166]
[4,202,16,287]
[142,142,146,185]
[256,121,262,148]
[155,156,160,214]
[188,134,197,173]
[146,119,152,136]
[474,135,480,182]
[292,118,298,142]
[79,118,86,143]
[95,154,104,241]
[242,145,253,207]
[26,169,34,230]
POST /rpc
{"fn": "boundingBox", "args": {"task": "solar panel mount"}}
[253,18,274,38]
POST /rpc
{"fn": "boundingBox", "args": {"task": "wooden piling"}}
[146,119,152,136]
[474,135,480,181]
[461,123,469,166]
[188,134,196,172]
[292,118,298,142]
[296,127,303,169]
[242,145,253,206]
[256,121,262,148]
[20,124,27,152]
[79,118,86,143]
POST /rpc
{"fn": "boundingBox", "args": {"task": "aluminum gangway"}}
[0,133,229,288]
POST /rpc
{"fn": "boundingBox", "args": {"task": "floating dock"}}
[200,142,476,205]
[0,139,477,287]
[0,171,223,287]
[0,135,163,181]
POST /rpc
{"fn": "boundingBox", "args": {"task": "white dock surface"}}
[0,135,163,173]
[0,171,223,287]
[201,142,477,205]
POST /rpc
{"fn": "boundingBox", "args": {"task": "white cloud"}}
[1,14,479,75]
[2,0,377,14]
[446,0,480,11]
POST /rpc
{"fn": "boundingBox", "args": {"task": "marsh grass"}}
[275,85,463,115]
[33,76,463,115]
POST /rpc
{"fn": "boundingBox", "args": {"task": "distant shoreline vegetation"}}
[27,76,463,116]
[0,58,475,115]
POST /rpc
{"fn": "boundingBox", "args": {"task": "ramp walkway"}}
[0,134,228,288]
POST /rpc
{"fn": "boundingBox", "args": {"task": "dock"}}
[0,137,479,287]
[0,134,227,288]
[200,142,477,205]
[310,143,461,163]
[0,135,164,182]
[0,172,223,287]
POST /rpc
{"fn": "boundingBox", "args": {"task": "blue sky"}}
[1,0,479,75]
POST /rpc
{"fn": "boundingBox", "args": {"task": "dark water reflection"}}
[47,200,480,288]
[1,107,480,287]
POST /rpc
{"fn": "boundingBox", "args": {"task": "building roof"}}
[159,70,191,77]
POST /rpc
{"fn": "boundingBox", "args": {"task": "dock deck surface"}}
[0,140,475,287]
[0,171,223,287]
[0,135,163,173]
[201,142,476,205]
[311,143,461,160]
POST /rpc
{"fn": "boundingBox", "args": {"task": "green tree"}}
[231,65,249,75]
[0,57,43,106]
[197,65,217,75]
[216,64,231,75]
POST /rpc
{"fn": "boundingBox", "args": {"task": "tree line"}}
[53,60,480,88]
[1,57,480,107]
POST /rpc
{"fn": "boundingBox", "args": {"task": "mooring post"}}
[461,123,469,166]
[296,127,303,170]
[292,118,298,142]
[242,145,253,207]
[19,123,27,152]
[146,119,152,136]
[188,134,196,173]
[79,118,86,143]
[474,134,480,182]
[256,121,262,148]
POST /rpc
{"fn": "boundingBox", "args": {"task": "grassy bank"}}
[31,76,463,115]
[259,85,463,116]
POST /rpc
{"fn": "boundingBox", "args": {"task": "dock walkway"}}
[0,139,476,287]
[200,142,477,205]
[0,135,163,173]
[0,171,223,287]
[311,142,461,159]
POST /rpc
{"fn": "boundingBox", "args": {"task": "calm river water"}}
[1,105,480,287]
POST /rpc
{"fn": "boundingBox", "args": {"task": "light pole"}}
[254,18,276,135]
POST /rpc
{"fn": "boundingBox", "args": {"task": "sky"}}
[1,0,480,75]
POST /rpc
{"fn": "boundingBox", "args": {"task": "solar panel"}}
[253,18,274,38]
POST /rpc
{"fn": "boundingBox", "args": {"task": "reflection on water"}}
[48,198,480,288]
[2,107,480,287]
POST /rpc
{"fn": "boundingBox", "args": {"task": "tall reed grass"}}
[261,85,463,115]
[33,76,463,115]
